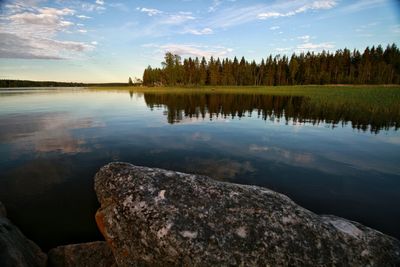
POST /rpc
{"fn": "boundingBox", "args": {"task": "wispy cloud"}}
[206,0,337,28]
[138,7,163,16]
[144,43,233,58]
[163,12,195,25]
[208,0,222,12]
[184,27,213,35]
[258,0,337,20]
[297,42,334,51]
[298,35,311,42]
[340,0,387,13]
[76,15,92,19]
[81,2,106,12]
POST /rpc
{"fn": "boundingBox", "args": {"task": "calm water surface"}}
[0,88,399,250]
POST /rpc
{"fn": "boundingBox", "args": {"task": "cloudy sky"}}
[0,0,399,83]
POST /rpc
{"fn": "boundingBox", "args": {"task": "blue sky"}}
[0,0,399,83]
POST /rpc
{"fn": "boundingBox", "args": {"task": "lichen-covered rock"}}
[47,241,116,267]
[94,162,400,266]
[0,201,47,267]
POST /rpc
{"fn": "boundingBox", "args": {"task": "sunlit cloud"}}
[0,2,95,59]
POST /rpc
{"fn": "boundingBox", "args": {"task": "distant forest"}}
[0,80,139,88]
[143,44,400,86]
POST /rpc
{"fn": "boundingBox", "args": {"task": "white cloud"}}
[275,47,292,53]
[297,42,334,51]
[270,26,280,30]
[78,29,87,33]
[163,13,195,24]
[185,28,214,35]
[76,15,92,19]
[152,43,233,58]
[96,0,105,5]
[298,35,311,42]
[139,7,163,16]
[208,0,222,12]
[9,8,74,28]
[0,33,94,59]
[91,41,98,45]
[258,12,285,20]
[41,7,74,16]
[0,4,94,59]
[81,3,106,12]
[258,0,336,20]
[205,1,337,29]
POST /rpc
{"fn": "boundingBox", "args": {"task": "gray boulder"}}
[47,241,116,267]
[0,201,47,267]
[94,162,400,266]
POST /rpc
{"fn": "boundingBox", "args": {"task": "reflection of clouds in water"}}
[323,151,400,176]
[249,144,315,165]
[249,143,400,176]
[185,158,255,180]
[374,135,400,145]
[0,112,105,155]
[191,132,211,141]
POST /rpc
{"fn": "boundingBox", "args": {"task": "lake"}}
[0,87,399,250]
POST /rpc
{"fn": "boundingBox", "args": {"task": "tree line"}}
[142,44,400,86]
[0,80,132,88]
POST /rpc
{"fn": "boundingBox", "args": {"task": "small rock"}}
[47,241,116,267]
[94,162,400,266]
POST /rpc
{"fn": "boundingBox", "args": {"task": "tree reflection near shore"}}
[144,93,399,133]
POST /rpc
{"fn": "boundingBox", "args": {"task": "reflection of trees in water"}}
[144,93,399,133]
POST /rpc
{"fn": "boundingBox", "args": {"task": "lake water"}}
[0,87,399,250]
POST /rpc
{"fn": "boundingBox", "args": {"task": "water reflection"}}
[0,88,399,250]
[0,112,104,155]
[144,93,399,133]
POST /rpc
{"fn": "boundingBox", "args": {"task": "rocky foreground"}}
[95,162,400,266]
[1,162,400,266]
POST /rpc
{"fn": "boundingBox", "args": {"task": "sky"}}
[0,0,399,83]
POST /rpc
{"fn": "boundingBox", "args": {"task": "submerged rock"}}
[0,201,47,267]
[47,241,116,267]
[94,162,400,266]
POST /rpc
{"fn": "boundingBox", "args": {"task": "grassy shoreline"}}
[90,85,400,104]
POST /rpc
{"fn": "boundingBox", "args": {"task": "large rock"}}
[47,241,116,267]
[94,162,400,266]
[0,201,47,267]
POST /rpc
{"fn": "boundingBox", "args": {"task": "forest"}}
[0,80,133,88]
[142,44,400,86]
